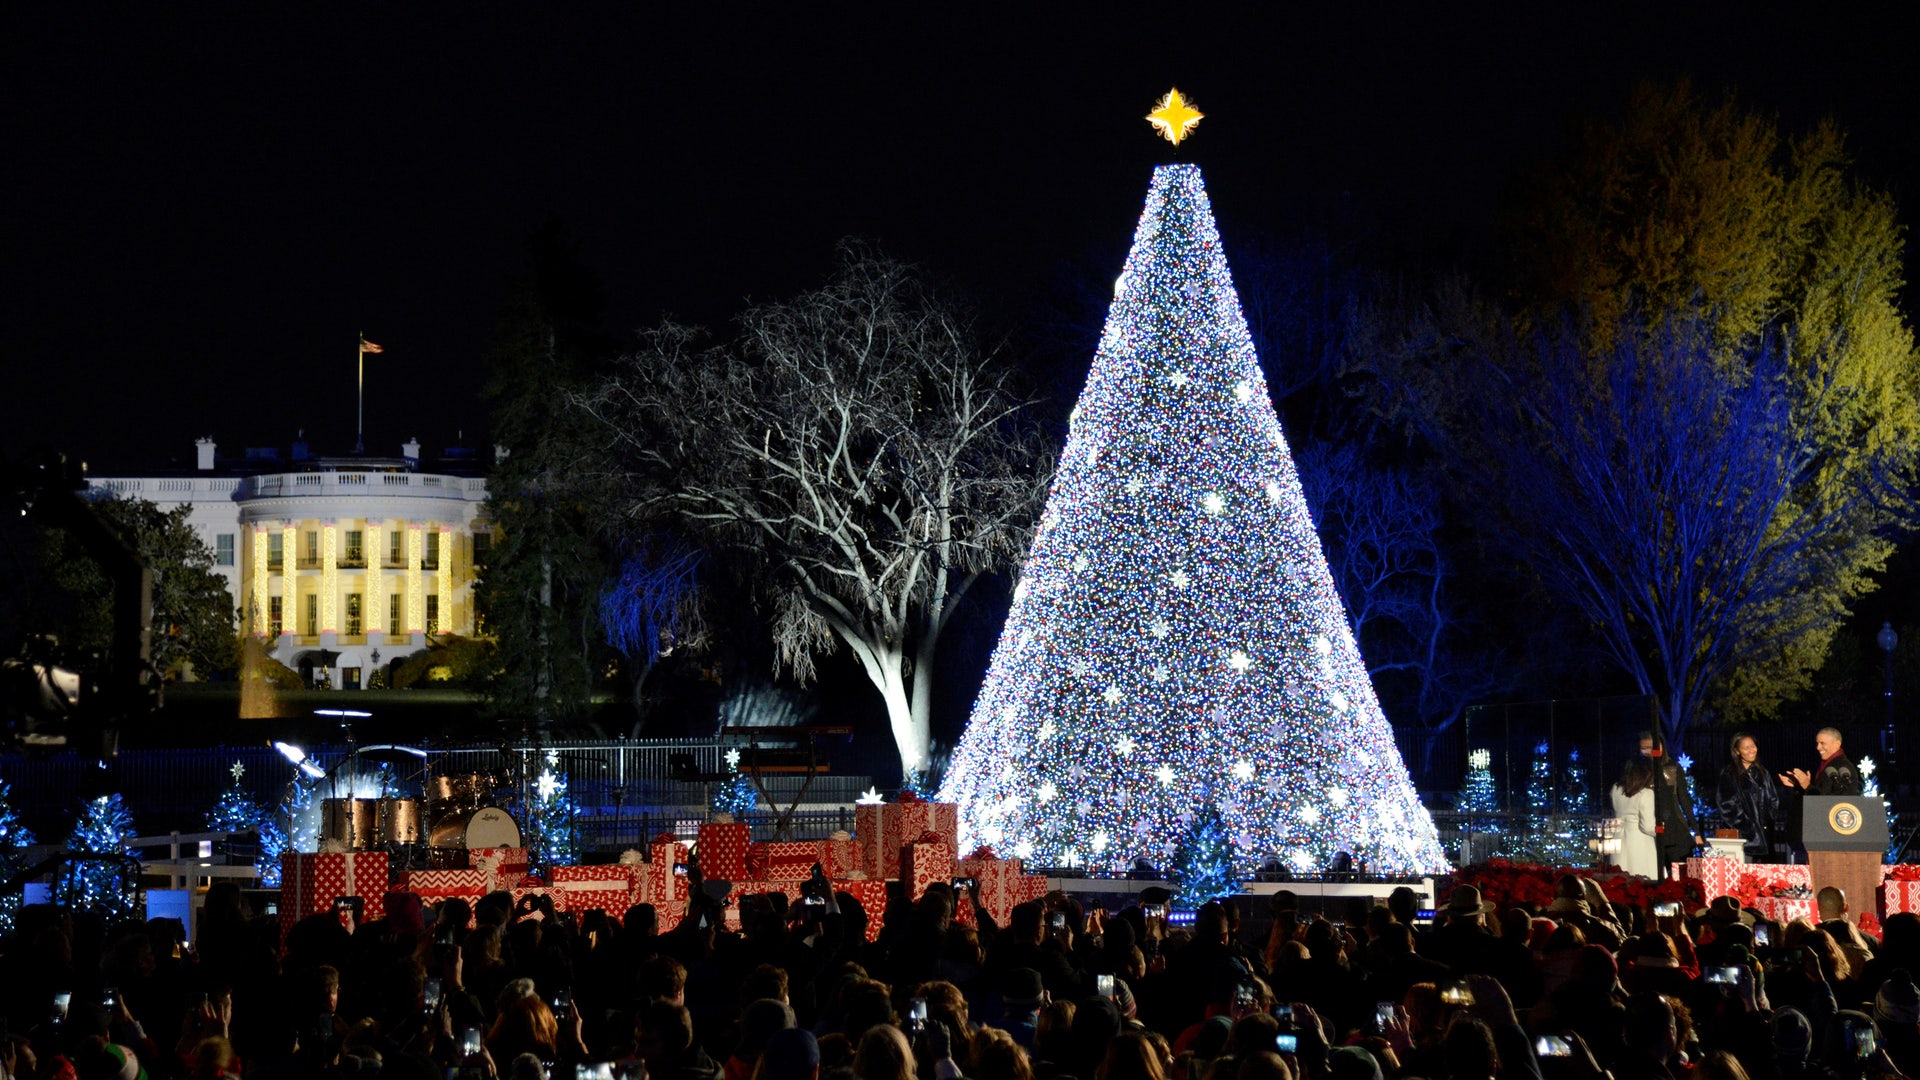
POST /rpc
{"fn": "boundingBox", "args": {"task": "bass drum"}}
[466,806,522,850]
[427,805,523,850]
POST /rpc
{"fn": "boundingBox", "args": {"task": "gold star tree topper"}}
[1146,87,1203,146]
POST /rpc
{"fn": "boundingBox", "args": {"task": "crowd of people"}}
[6,857,1920,1080]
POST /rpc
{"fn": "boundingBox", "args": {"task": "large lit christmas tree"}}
[940,100,1447,875]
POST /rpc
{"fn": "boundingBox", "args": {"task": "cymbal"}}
[358,745,428,766]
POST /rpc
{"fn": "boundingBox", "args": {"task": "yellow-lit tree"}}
[1503,80,1919,722]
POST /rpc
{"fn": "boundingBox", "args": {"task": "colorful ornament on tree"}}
[939,162,1447,875]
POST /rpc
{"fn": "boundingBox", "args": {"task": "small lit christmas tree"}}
[1860,756,1899,861]
[529,752,579,872]
[1168,800,1239,908]
[712,771,757,817]
[207,762,265,833]
[1523,741,1554,822]
[1559,749,1593,815]
[1459,749,1501,821]
[64,794,138,923]
[255,810,290,887]
[0,781,36,936]
[1456,749,1503,863]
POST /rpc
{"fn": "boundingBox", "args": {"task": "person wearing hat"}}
[1770,1008,1817,1080]
[1874,969,1920,1072]
[1419,884,1498,976]
[758,1029,820,1080]
[1545,875,1625,950]
[997,967,1048,1049]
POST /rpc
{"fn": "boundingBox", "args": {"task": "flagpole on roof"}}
[356,333,384,453]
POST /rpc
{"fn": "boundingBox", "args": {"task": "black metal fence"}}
[0,740,875,840]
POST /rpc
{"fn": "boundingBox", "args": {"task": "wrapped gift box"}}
[470,847,530,892]
[281,852,388,941]
[831,879,889,941]
[551,865,636,916]
[1882,881,1920,916]
[512,885,565,914]
[631,839,692,928]
[1012,872,1048,908]
[699,822,751,882]
[901,840,955,901]
[1683,859,1810,902]
[752,841,826,882]
[856,799,959,880]
[955,853,1036,926]
[399,869,487,900]
[823,834,861,879]
[1754,896,1817,924]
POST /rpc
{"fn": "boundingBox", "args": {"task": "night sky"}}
[6,6,1916,471]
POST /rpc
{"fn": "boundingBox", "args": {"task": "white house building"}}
[88,436,492,688]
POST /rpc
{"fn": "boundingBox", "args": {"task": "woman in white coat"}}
[1611,756,1660,879]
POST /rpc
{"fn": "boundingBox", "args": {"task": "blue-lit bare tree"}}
[1486,315,1892,748]
[1296,442,1506,775]
[599,538,706,729]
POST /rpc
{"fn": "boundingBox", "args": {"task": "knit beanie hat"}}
[1772,1008,1813,1061]
[1570,943,1619,988]
[1876,969,1920,1026]
[1327,1046,1385,1080]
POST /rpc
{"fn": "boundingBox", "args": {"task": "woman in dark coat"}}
[1717,731,1781,859]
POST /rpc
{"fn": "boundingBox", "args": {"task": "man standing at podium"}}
[1778,727,1864,796]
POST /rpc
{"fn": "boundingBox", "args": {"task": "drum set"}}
[316,745,523,866]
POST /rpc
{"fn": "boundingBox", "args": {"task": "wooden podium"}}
[1798,795,1888,918]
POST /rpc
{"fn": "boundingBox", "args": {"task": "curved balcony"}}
[236,471,485,502]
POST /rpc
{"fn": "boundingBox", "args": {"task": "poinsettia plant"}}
[1454,859,1700,912]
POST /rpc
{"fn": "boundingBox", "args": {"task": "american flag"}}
[359,338,384,354]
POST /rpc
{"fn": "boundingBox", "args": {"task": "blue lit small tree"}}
[529,752,579,872]
[1456,748,1503,863]
[0,781,36,936]
[207,761,265,833]
[1169,801,1240,908]
[64,794,138,924]
[712,770,758,817]
[255,811,291,887]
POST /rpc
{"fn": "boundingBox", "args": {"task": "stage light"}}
[272,740,326,779]
[313,709,373,718]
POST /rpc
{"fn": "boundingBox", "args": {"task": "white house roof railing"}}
[237,472,485,501]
